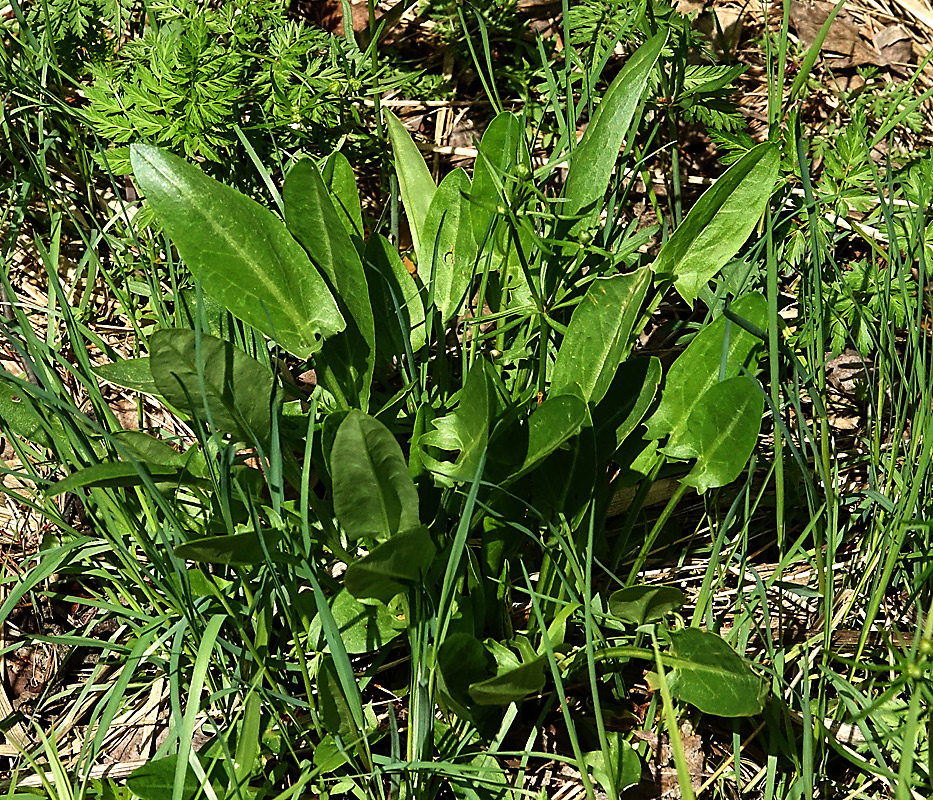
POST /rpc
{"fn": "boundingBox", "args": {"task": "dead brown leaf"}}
[874,23,914,65]
[789,0,887,67]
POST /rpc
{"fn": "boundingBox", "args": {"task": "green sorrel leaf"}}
[149,329,276,443]
[667,628,767,717]
[562,32,667,236]
[0,380,61,449]
[470,111,531,247]
[322,150,364,240]
[644,292,767,457]
[584,731,642,795]
[111,430,187,467]
[318,656,356,739]
[127,755,200,800]
[385,108,436,263]
[680,375,764,493]
[130,144,344,357]
[468,655,547,706]
[532,408,597,525]
[174,529,287,566]
[309,590,407,655]
[93,357,159,395]
[550,269,652,405]
[331,410,420,540]
[345,526,436,603]
[592,356,662,463]
[489,392,587,484]
[608,585,685,625]
[49,462,183,496]
[365,233,428,359]
[420,358,498,483]
[284,158,376,410]
[421,167,478,324]
[438,633,492,708]
[655,143,780,305]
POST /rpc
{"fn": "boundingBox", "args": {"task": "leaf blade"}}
[551,269,652,405]
[385,109,436,263]
[284,158,376,410]
[654,143,780,305]
[331,410,420,540]
[130,144,344,357]
[562,32,667,235]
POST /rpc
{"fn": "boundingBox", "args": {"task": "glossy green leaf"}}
[645,292,767,457]
[345,526,436,603]
[318,656,356,739]
[438,633,492,708]
[533,409,596,526]
[331,410,420,540]
[608,585,685,625]
[313,736,350,774]
[364,233,427,359]
[284,158,375,410]
[667,628,767,717]
[233,693,262,785]
[130,144,344,357]
[0,380,61,449]
[127,755,200,800]
[49,462,182,496]
[421,168,478,323]
[550,269,652,405]
[322,151,364,240]
[680,376,764,493]
[110,430,187,467]
[584,731,641,795]
[385,108,436,262]
[468,654,547,706]
[470,112,531,247]
[489,392,587,485]
[309,589,406,654]
[176,288,232,340]
[149,329,276,443]
[420,359,498,482]
[93,357,159,395]
[449,753,509,800]
[654,143,780,305]
[174,529,286,566]
[562,32,667,236]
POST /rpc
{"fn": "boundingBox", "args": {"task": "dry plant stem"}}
[695,721,766,796]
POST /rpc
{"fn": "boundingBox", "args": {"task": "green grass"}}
[2,1,933,798]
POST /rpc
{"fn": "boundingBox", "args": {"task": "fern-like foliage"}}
[677,64,747,132]
[81,0,391,174]
[27,0,134,66]
[568,0,641,65]
[822,259,915,355]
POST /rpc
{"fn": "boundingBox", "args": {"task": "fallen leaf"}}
[789,0,886,67]
[874,24,913,66]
